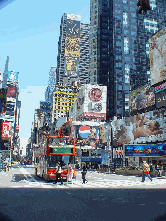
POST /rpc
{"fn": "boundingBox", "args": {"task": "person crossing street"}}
[53,162,63,185]
[82,163,88,184]
[141,161,152,182]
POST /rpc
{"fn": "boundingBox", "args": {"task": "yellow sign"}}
[55,91,77,96]
[65,37,80,57]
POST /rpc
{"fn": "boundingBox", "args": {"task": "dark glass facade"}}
[90,0,166,120]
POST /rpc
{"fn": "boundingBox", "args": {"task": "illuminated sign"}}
[1,122,10,139]
[50,148,72,154]
[7,86,16,98]
[0,88,7,114]
[155,90,166,108]
[125,144,166,156]
[149,28,166,86]
[130,83,155,113]
[89,88,102,101]
[65,37,80,57]
[155,81,166,93]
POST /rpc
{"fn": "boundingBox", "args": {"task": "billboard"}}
[149,28,166,86]
[130,83,155,112]
[0,88,7,114]
[1,122,10,140]
[66,13,81,21]
[77,85,107,120]
[7,71,18,82]
[65,37,80,57]
[125,144,166,157]
[113,108,166,147]
[7,85,16,98]
[65,57,78,72]
[155,89,166,108]
[40,101,50,113]
[66,19,80,38]
[71,125,100,148]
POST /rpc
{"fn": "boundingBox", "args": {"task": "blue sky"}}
[0,0,90,146]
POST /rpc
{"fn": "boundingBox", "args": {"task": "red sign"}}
[7,86,16,98]
[1,122,10,139]
[15,125,19,131]
[89,88,102,102]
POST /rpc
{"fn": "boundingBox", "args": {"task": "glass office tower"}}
[89,0,166,120]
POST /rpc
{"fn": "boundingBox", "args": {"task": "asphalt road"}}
[0,165,166,221]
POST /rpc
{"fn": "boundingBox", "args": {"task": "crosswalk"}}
[7,167,166,188]
[9,177,166,189]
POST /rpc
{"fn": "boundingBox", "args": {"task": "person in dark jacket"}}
[156,163,161,177]
[53,162,63,185]
[82,163,88,184]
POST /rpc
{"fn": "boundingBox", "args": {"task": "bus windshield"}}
[46,155,75,168]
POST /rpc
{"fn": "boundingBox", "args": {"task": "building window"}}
[124,37,129,54]
[116,41,121,46]
[125,75,129,83]
[131,25,136,30]
[123,6,128,10]
[116,63,122,68]
[124,29,129,35]
[144,18,158,33]
[123,12,128,26]
[131,12,136,17]
[146,43,150,57]
[131,31,136,36]
[149,0,156,10]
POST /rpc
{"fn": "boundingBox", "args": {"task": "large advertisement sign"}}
[149,28,166,86]
[0,89,7,114]
[155,89,166,108]
[65,18,80,78]
[65,57,79,77]
[65,37,80,57]
[71,125,100,148]
[7,85,16,98]
[125,144,166,156]
[130,83,155,112]
[7,71,18,82]
[77,85,107,120]
[1,122,10,140]
[66,19,80,38]
[113,108,166,146]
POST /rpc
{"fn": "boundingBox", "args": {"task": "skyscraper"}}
[89,0,166,120]
[45,66,56,103]
[56,13,90,87]
[56,13,81,86]
[2,56,9,89]
[79,23,90,86]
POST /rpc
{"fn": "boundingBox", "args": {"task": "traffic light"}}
[137,0,151,14]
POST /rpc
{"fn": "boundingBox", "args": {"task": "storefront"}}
[81,157,102,169]
[124,144,166,167]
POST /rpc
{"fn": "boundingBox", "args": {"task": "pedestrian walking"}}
[141,161,152,182]
[53,162,63,185]
[150,163,153,176]
[67,164,73,184]
[156,163,161,177]
[113,163,117,173]
[82,163,88,184]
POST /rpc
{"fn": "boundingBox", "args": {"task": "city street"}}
[0,165,166,220]
[1,165,166,189]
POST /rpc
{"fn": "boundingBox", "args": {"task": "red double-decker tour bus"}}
[34,135,76,181]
